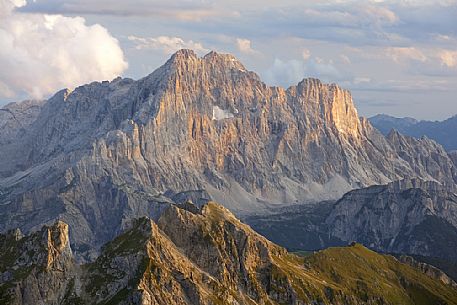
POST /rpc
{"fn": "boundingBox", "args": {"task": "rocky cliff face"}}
[0,100,44,177]
[0,100,44,145]
[0,221,76,305]
[398,255,457,288]
[326,178,457,260]
[2,202,457,305]
[248,178,457,273]
[450,150,457,166]
[1,49,457,257]
[387,130,457,186]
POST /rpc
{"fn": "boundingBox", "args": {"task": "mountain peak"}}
[387,128,401,139]
[170,48,198,59]
[203,50,245,68]
[156,49,200,74]
[164,49,247,73]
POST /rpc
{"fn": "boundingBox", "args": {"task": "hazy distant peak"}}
[370,113,418,124]
[370,113,457,151]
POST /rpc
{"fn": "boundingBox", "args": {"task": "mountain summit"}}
[0,50,456,256]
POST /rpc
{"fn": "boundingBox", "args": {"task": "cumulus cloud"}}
[0,0,127,99]
[360,5,398,26]
[236,38,257,55]
[340,54,351,64]
[385,47,427,62]
[265,56,344,88]
[433,34,453,42]
[128,35,209,55]
[302,49,311,61]
[265,59,306,88]
[438,50,457,67]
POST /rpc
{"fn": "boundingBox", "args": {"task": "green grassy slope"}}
[284,244,457,305]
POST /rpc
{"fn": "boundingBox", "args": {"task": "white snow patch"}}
[212,105,234,120]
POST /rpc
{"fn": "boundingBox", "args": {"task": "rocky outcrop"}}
[387,130,457,187]
[0,221,76,305]
[2,202,457,305]
[326,178,457,260]
[399,255,457,288]
[248,178,457,273]
[450,150,457,166]
[157,202,285,301]
[0,100,44,143]
[1,49,457,258]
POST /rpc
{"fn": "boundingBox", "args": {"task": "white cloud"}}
[340,54,351,64]
[385,47,427,63]
[236,38,257,55]
[302,49,311,61]
[315,57,325,64]
[299,4,398,29]
[265,56,344,88]
[433,34,453,42]
[128,35,209,55]
[0,0,23,15]
[353,77,371,84]
[360,5,398,26]
[0,0,127,99]
[438,50,457,67]
[265,59,305,88]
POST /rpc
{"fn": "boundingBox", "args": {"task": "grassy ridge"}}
[281,244,457,305]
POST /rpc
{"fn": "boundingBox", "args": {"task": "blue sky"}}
[1,0,457,119]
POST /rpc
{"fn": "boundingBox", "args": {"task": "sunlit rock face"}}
[0,49,456,257]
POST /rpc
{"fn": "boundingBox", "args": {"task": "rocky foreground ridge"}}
[1,202,457,305]
[1,49,457,258]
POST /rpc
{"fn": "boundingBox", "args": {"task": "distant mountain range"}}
[369,114,457,151]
